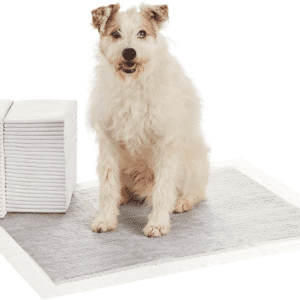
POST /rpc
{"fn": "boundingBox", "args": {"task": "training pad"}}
[1,167,300,286]
[4,100,76,123]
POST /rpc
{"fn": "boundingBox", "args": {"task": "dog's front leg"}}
[143,142,178,237]
[91,134,121,233]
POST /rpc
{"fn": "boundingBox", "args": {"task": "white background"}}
[0,0,300,299]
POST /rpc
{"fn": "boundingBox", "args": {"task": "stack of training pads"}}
[0,100,77,218]
[0,101,13,218]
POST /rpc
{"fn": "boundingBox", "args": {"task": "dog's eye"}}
[111,30,121,39]
[137,30,146,39]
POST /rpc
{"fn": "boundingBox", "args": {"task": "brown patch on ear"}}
[140,4,168,31]
[141,15,157,38]
[91,3,120,35]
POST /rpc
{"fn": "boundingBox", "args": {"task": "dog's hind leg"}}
[173,172,209,213]
[91,131,122,233]
[174,194,200,213]
[174,137,210,213]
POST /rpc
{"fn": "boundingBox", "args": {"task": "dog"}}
[88,3,210,237]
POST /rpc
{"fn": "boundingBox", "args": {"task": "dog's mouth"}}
[121,61,136,74]
[122,67,136,74]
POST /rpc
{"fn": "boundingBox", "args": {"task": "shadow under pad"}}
[1,167,300,284]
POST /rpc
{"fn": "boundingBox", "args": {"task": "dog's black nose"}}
[122,48,136,61]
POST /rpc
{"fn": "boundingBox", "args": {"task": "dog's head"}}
[91,4,168,82]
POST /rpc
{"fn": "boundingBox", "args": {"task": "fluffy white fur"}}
[88,4,210,237]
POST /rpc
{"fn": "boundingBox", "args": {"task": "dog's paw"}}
[173,196,194,213]
[143,223,170,238]
[91,218,118,233]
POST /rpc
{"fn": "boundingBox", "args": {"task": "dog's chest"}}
[107,91,162,152]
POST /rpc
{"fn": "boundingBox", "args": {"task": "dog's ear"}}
[140,4,169,30]
[91,4,120,35]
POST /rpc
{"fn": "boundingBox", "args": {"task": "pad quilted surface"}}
[1,167,300,284]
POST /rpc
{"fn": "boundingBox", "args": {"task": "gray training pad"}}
[1,167,300,284]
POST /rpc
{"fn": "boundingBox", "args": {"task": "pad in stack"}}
[0,100,13,218]
[3,100,77,213]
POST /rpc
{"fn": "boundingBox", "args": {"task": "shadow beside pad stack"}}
[1,100,77,216]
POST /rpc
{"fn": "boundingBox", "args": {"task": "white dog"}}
[89,3,210,237]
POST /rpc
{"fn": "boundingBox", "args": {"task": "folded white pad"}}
[0,100,77,217]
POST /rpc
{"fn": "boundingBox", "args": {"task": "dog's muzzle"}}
[121,48,137,74]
